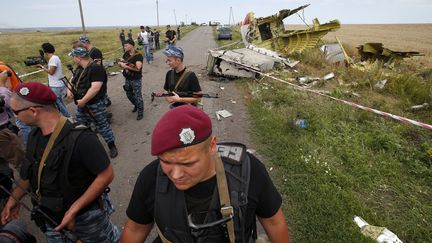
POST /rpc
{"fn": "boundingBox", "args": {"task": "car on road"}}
[200,23,207,26]
[218,27,232,40]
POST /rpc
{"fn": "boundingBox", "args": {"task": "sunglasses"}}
[12,105,43,115]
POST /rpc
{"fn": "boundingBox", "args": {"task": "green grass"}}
[216,26,432,242]
[0,25,198,82]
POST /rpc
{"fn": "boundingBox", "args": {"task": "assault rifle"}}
[0,175,80,242]
[151,91,219,102]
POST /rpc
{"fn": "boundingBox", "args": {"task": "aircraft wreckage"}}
[207,4,341,78]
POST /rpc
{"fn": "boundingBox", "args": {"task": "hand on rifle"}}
[76,99,86,108]
[1,199,20,224]
[67,90,74,100]
[165,91,180,103]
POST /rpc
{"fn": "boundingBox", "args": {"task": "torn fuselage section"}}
[242,4,340,55]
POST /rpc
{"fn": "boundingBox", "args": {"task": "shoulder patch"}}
[217,143,247,165]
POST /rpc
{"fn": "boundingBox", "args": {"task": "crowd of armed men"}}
[0,25,290,243]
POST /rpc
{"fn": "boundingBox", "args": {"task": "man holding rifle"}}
[118,39,144,121]
[68,47,118,158]
[154,46,202,108]
[1,82,119,242]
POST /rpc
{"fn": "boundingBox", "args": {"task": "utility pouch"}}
[39,196,64,222]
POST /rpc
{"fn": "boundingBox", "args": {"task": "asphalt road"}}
[22,26,255,242]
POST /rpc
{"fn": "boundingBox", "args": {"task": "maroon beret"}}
[151,105,212,156]
[14,82,57,105]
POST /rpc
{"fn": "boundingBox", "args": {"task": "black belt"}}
[0,123,8,131]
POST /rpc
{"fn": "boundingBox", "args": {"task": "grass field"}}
[0,25,198,81]
[218,25,432,242]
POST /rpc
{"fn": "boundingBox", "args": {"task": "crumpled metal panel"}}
[207,48,286,78]
[243,5,340,55]
[357,43,423,64]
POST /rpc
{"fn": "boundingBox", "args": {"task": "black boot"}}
[137,112,143,120]
[108,141,118,158]
[132,106,137,113]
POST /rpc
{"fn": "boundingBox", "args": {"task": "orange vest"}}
[0,62,22,90]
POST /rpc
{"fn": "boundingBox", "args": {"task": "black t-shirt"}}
[122,52,144,80]
[89,47,103,66]
[20,127,110,209]
[120,32,126,42]
[164,68,201,107]
[72,62,107,104]
[165,30,176,42]
[126,154,282,237]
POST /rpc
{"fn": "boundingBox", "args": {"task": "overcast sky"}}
[2,0,431,28]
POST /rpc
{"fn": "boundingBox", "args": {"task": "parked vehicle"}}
[218,27,232,40]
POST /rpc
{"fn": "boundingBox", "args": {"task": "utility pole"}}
[78,0,86,36]
[173,9,178,26]
[185,14,188,25]
[156,0,160,27]
[229,6,235,26]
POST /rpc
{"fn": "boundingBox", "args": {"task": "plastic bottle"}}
[353,216,403,243]
[294,113,308,128]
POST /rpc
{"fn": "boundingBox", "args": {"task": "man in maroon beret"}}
[1,82,120,242]
[121,105,290,243]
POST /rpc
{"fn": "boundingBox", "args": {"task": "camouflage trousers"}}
[124,78,144,114]
[44,194,119,243]
[76,99,115,144]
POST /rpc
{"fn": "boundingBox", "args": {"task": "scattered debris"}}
[323,72,335,80]
[358,43,423,65]
[287,60,300,68]
[321,43,346,64]
[374,79,388,90]
[241,4,340,55]
[230,99,237,104]
[353,216,403,243]
[296,76,320,85]
[246,148,256,154]
[220,86,225,90]
[216,110,233,120]
[407,103,428,111]
[108,71,121,76]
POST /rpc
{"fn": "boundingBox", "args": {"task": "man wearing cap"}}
[155,46,202,108]
[37,42,71,118]
[118,39,144,120]
[68,47,119,158]
[165,25,177,47]
[121,105,290,243]
[79,36,113,108]
[1,82,120,242]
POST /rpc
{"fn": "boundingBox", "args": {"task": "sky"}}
[1,0,432,28]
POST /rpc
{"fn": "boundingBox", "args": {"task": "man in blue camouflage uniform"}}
[118,39,144,120]
[1,82,119,243]
[68,47,118,158]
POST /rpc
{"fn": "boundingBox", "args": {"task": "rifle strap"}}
[215,155,235,243]
[155,224,172,243]
[173,69,189,92]
[36,116,68,198]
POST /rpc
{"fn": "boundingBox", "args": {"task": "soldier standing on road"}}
[155,46,202,108]
[79,36,113,108]
[67,47,119,158]
[120,105,290,243]
[154,29,160,50]
[165,25,177,47]
[128,29,133,42]
[177,26,181,40]
[1,82,120,242]
[118,39,144,121]
[120,29,126,52]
